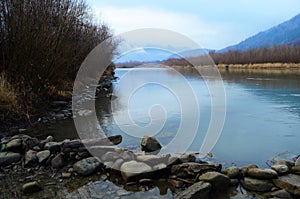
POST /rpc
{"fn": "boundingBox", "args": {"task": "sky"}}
[87,0,300,50]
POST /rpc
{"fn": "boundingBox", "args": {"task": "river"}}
[27,67,300,198]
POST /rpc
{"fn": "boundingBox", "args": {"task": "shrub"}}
[0,0,118,105]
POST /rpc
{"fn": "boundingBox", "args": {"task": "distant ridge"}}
[220,13,300,52]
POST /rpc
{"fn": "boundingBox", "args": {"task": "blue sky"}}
[87,0,300,50]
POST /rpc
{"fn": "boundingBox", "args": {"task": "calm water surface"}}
[106,68,300,166]
[26,67,300,198]
[34,67,300,166]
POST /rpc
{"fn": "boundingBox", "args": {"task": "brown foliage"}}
[0,0,117,106]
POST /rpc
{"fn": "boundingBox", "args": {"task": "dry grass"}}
[0,73,18,110]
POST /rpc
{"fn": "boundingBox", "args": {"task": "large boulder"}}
[51,153,65,169]
[271,164,289,175]
[241,177,275,192]
[22,181,42,194]
[273,174,300,196]
[24,150,38,166]
[120,161,152,181]
[22,137,40,149]
[224,166,240,179]
[44,142,62,153]
[140,136,161,153]
[295,157,300,167]
[136,154,170,166]
[36,150,51,163]
[171,162,221,178]
[4,139,23,153]
[198,171,230,191]
[247,168,278,179]
[0,152,21,166]
[73,157,102,176]
[175,181,212,199]
[263,189,292,199]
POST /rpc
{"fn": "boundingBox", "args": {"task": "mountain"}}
[221,13,300,52]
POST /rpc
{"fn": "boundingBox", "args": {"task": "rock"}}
[171,162,221,178]
[153,163,167,171]
[51,154,65,169]
[136,154,170,166]
[271,164,289,175]
[295,157,300,167]
[23,137,40,149]
[224,166,240,178]
[291,166,300,175]
[120,151,136,161]
[0,152,21,166]
[22,181,42,194]
[247,168,278,179]
[179,153,196,163]
[263,189,292,199]
[4,139,23,153]
[241,164,258,173]
[241,177,275,192]
[273,174,300,196]
[36,150,51,163]
[274,160,294,168]
[198,171,230,191]
[73,157,102,176]
[140,136,162,153]
[111,159,124,170]
[44,142,61,153]
[230,179,239,186]
[61,172,72,179]
[175,181,212,199]
[101,151,121,162]
[24,150,38,166]
[120,161,152,180]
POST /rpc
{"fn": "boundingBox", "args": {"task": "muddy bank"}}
[1,134,300,199]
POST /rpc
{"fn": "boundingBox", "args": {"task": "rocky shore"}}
[1,134,300,198]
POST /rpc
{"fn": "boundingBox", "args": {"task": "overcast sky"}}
[87,0,300,50]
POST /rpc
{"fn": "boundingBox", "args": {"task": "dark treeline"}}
[0,0,117,110]
[162,45,300,66]
[210,45,300,64]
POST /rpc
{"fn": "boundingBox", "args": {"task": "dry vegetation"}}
[0,73,18,109]
[0,0,118,127]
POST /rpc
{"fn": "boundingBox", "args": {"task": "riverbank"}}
[1,134,300,198]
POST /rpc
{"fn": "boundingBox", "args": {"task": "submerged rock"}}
[273,174,300,196]
[140,136,162,153]
[247,168,278,179]
[198,171,230,191]
[22,181,42,194]
[0,152,21,166]
[241,177,275,192]
[175,181,211,199]
[73,157,102,176]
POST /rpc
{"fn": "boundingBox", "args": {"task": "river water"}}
[27,67,300,198]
